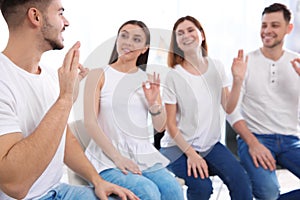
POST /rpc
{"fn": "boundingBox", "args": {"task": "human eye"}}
[188,27,195,33]
[58,8,64,16]
[133,37,142,43]
[119,32,128,39]
[272,23,280,28]
[176,31,183,37]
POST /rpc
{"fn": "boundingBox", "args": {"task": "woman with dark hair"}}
[83,20,184,200]
[159,15,253,200]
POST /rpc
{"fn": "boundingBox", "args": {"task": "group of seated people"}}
[0,0,299,200]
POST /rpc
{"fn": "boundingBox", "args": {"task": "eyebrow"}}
[176,26,194,32]
[120,30,143,37]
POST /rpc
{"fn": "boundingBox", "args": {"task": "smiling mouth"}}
[183,40,194,45]
[123,48,132,53]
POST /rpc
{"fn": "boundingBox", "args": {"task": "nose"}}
[63,16,70,27]
[123,38,133,46]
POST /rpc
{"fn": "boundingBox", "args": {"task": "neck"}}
[111,60,138,73]
[260,45,284,61]
[3,31,44,74]
[183,49,206,68]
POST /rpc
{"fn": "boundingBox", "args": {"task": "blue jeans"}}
[39,183,119,200]
[160,142,252,200]
[238,134,300,200]
[100,163,184,200]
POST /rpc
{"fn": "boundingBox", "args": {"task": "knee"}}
[160,180,184,200]
[134,181,161,200]
[224,169,252,194]
[252,182,279,200]
[186,180,213,199]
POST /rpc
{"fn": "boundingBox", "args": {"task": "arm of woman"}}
[144,72,166,132]
[64,126,140,200]
[221,49,247,114]
[165,103,208,179]
[84,68,141,175]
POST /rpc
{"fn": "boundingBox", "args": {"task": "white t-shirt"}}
[227,49,300,136]
[85,66,169,172]
[161,58,230,153]
[0,53,66,200]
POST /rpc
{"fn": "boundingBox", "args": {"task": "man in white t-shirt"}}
[227,3,300,200]
[0,0,138,200]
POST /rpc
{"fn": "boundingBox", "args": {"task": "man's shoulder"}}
[247,49,261,57]
[283,48,300,57]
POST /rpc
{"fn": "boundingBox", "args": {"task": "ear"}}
[287,23,293,34]
[27,7,42,27]
[141,45,149,54]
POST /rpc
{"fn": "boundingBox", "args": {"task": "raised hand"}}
[231,49,248,82]
[142,72,160,106]
[290,58,300,76]
[58,41,89,103]
[73,63,89,102]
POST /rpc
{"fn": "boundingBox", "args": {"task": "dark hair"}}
[262,3,291,23]
[1,0,51,28]
[168,15,208,68]
[108,20,150,71]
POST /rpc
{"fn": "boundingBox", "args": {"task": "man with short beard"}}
[228,3,300,200]
[0,0,138,200]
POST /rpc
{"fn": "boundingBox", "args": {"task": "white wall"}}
[0,0,295,130]
[1,0,294,71]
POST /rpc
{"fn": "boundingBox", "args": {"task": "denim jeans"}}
[39,183,120,200]
[39,183,119,200]
[100,163,184,200]
[160,142,252,200]
[238,133,300,200]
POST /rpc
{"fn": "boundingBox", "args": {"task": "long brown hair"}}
[168,15,208,68]
[108,20,150,71]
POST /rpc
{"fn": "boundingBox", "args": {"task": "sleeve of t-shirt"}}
[0,81,21,136]
[213,59,231,88]
[162,71,177,105]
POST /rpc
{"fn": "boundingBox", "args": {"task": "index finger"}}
[71,49,80,71]
[114,189,138,200]
[63,41,81,71]
[238,49,244,59]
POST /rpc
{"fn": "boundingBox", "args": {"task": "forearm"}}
[0,97,72,198]
[167,125,197,157]
[151,104,166,132]
[224,79,243,114]
[232,120,259,146]
[84,119,122,163]
[64,128,104,187]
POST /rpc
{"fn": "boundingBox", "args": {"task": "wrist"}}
[232,76,243,85]
[185,146,197,157]
[148,103,162,116]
